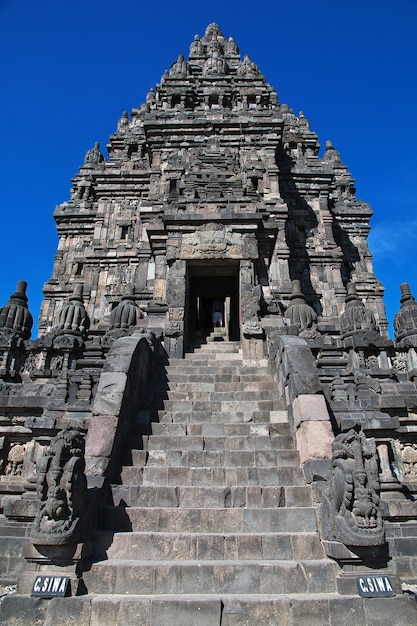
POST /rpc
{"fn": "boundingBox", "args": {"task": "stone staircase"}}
[4,340,417,624]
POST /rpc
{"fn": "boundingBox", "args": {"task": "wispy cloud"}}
[369,218,417,263]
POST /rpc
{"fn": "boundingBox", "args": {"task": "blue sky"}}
[1,0,416,337]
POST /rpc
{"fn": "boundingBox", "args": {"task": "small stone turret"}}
[322,140,341,164]
[83,141,104,165]
[394,283,417,346]
[0,280,33,340]
[109,286,143,330]
[339,282,386,349]
[340,282,377,337]
[284,280,317,337]
[56,285,90,336]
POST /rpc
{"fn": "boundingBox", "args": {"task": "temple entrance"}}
[185,262,240,348]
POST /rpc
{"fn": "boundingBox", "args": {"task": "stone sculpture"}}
[203,51,227,76]
[0,281,33,340]
[169,54,189,77]
[340,282,377,336]
[31,429,87,545]
[393,282,417,346]
[84,141,104,165]
[237,55,260,77]
[284,280,318,337]
[321,429,385,546]
[0,281,33,380]
[109,285,143,330]
[55,284,90,337]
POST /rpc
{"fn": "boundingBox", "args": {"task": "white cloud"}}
[369,218,417,263]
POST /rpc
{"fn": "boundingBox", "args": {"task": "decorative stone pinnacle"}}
[289,279,305,304]
[0,280,33,339]
[394,283,417,343]
[345,282,364,307]
[11,280,29,305]
[400,282,415,306]
[70,284,84,302]
[121,284,135,300]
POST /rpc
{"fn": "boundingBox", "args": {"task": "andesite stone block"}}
[295,420,334,464]
[85,415,118,457]
[291,393,331,428]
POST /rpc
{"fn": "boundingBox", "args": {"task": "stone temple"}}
[1,23,417,625]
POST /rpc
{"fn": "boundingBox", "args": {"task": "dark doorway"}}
[185,261,240,348]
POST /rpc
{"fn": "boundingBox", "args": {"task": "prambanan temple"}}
[1,23,417,625]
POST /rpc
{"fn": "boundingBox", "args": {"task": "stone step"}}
[186,343,241,353]
[94,530,325,562]
[150,422,291,438]
[165,389,275,402]
[167,381,276,393]
[162,399,278,413]
[166,372,272,383]
[110,485,312,508]
[158,409,281,424]
[103,506,318,533]
[143,449,300,468]
[166,364,270,376]
[176,357,245,367]
[121,465,304,487]
[4,593,417,626]
[143,434,294,452]
[83,559,337,596]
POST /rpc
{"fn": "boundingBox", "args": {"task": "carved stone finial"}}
[56,285,90,336]
[225,36,239,56]
[117,111,129,131]
[109,285,144,330]
[189,34,203,56]
[169,54,189,77]
[393,283,417,344]
[146,87,156,105]
[204,23,223,40]
[30,429,87,545]
[323,140,341,164]
[284,280,317,336]
[0,280,33,340]
[321,429,385,546]
[298,111,310,129]
[340,282,377,339]
[237,55,260,77]
[84,141,104,165]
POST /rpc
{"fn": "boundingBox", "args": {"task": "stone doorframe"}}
[152,221,266,359]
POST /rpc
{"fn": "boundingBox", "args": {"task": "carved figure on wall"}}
[4,443,26,477]
[400,442,417,481]
[203,51,227,76]
[321,429,385,546]
[31,429,87,545]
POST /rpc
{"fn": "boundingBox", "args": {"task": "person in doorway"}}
[212,298,224,327]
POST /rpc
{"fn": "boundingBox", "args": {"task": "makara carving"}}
[321,429,385,546]
[31,429,87,545]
